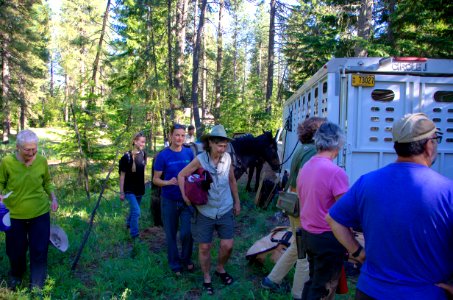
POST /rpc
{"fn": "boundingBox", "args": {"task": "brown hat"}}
[392,113,436,143]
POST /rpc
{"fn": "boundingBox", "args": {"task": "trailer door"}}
[345,73,453,184]
[419,76,453,178]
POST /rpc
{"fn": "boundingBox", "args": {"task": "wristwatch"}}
[352,245,363,258]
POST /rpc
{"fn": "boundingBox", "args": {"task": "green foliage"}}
[282,0,452,91]
[390,0,453,57]
[0,0,51,131]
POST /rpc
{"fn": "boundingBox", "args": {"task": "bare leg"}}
[216,239,234,273]
[199,243,212,282]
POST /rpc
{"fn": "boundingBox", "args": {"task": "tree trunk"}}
[70,103,90,200]
[265,0,276,114]
[213,0,224,121]
[258,41,262,77]
[19,75,26,130]
[1,33,11,144]
[166,0,175,119]
[148,0,161,150]
[354,0,373,57]
[387,0,396,47]
[232,0,238,82]
[191,0,208,139]
[201,31,207,120]
[174,0,189,105]
[90,0,111,106]
[50,56,54,97]
[64,74,70,122]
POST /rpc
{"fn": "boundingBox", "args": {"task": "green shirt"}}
[288,143,317,189]
[0,153,54,219]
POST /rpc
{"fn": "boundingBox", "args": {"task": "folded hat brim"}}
[50,225,69,252]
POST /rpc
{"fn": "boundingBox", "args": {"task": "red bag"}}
[184,168,213,205]
[336,265,348,294]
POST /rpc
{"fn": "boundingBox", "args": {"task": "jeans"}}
[301,229,345,300]
[161,197,194,272]
[126,193,142,238]
[5,212,50,289]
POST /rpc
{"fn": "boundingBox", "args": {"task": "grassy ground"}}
[0,128,358,299]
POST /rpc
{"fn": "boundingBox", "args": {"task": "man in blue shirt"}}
[327,113,453,300]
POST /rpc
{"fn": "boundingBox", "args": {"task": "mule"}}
[230,131,280,192]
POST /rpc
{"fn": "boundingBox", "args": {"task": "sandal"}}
[214,271,234,285]
[203,282,214,295]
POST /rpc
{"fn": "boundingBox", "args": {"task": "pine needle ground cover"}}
[0,129,357,299]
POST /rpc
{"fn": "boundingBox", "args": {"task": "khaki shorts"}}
[191,209,234,243]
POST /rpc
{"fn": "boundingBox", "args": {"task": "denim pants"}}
[161,197,194,272]
[5,212,50,289]
[301,229,345,300]
[126,193,142,238]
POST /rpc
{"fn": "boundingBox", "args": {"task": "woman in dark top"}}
[119,132,147,239]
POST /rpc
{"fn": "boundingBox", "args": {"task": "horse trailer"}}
[279,57,453,185]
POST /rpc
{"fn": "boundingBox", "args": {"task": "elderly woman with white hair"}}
[0,130,58,290]
[296,122,349,300]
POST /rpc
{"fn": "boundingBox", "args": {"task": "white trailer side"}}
[281,57,453,184]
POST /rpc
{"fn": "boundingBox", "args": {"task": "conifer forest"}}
[0,0,452,298]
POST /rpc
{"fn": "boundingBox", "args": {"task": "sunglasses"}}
[429,131,443,144]
[173,124,186,130]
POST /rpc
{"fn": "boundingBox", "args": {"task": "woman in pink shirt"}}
[296,122,349,300]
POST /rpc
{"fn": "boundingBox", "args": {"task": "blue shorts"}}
[191,209,234,243]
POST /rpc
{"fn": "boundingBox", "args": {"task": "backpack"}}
[245,226,293,264]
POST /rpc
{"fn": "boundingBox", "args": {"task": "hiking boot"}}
[261,277,281,292]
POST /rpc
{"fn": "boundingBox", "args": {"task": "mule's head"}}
[260,131,280,172]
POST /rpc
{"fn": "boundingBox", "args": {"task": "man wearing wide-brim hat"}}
[327,113,453,299]
[178,124,240,295]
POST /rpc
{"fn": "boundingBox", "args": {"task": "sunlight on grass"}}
[32,128,68,142]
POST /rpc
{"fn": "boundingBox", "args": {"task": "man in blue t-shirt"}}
[327,113,453,300]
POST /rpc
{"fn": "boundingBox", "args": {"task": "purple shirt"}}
[297,155,349,234]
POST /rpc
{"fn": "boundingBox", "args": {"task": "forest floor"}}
[0,128,358,299]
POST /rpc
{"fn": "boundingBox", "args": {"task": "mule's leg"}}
[254,161,264,192]
[246,165,255,192]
